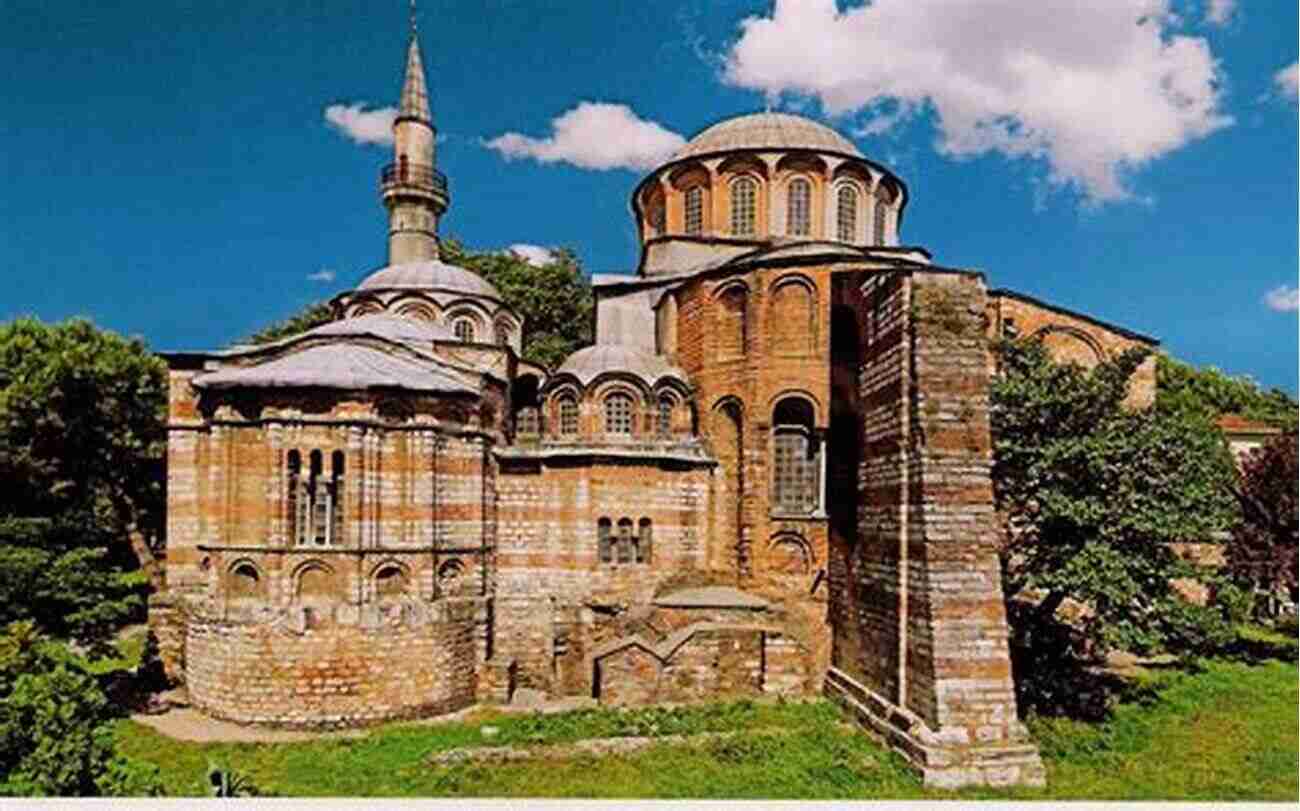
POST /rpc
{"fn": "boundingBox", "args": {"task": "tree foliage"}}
[991,339,1240,656]
[0,318,168,545]
[1225,430,1299,609]
[1156,354,1298,430]
[439,239,594,369]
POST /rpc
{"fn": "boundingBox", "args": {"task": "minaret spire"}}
[380,0,447,265]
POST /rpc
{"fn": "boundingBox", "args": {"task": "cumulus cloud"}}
[1205,0,1236,26]
[1275,62,1299,102]
[506,244,556,267]
[486,102,686,171]
[307,269,336,282]
[324,102,397,146]
[1264,285,1299,313]
[722,0,1232,202]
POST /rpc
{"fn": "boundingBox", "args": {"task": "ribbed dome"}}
[673,112,863,161]
[357,260,501,300]
[556,344,689,387]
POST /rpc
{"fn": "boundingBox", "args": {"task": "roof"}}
[672,112,864,161]
[554,344,690,387]
[305,312,455,345]
[355,260,501,300]
[192,343,475,394]
[989,288,1161,346]
[398,36,431,123]
[1216,414,1283,434]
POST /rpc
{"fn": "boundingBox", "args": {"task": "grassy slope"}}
[113,658,1298,800]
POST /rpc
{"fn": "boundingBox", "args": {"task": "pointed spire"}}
[399,5,431,124]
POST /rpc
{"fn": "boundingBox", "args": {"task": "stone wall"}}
[826,268,1045,789]
[184,597,481,727]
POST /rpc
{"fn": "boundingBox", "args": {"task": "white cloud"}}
[722,0,1232,202]
[324,102,397,146]
[307,269,336,282]
[506,244,556,267]
[1275,62,1299,102]
[1264,285,1299,313]
[1205,0,1236,26]
[486,102,686,171]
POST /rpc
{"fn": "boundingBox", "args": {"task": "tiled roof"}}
[673,112,863,161]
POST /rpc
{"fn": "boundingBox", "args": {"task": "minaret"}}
[380,2,448,264]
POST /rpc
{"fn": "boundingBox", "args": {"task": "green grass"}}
[113,657,1299,800]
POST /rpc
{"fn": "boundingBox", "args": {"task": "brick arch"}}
[347,297,385,317]
[768,532,813,574]
[1031,324,1108,368]
[225,558,265,601]
[370,560,412,601]
[292,559,337,603]
[766,388,823,427]
[390,296,440,322]
[768,274,818,357]
[592,380,645,438]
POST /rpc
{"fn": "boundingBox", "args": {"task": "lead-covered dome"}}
[357,259,502,301]
[672,112,864,161]
[555,344,689,387]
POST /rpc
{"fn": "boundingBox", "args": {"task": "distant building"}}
[152,21,1157,788]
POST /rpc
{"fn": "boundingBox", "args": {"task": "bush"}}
[95,756,165,797]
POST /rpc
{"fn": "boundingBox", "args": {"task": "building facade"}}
[152,26,1158,788]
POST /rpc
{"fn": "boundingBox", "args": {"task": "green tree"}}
[0,318,168,551]
[1156,354,1298,430]
[1225,430,1299,614]
[991,339,1240,656]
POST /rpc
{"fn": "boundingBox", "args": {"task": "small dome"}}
[556,344,689,387]
[357,260,501,300]
[672,112,863,162]
[306,313,456,344]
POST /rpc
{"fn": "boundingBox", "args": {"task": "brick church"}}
[152,24,1156,788]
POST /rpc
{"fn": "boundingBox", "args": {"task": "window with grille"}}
[873,190,891,245]
[617,518,634,564]
[291,449,343,546]
[772,398,820,514]
[604,392,633,435]
[516,405,539,435]
[598,518,613,563]
[684,186,704,235]
[454,317,476,342]
[558,395,579,435]
[787,178,811,236]
[837,185,858,242]
[656,396,673,438]
[730,177,757,236]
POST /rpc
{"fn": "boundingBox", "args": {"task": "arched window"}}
[617,518,634,564]
[494,320,512,347]
[309,450,326,545]
[557,394,579,436]
[648,201,666,236]
[730,177,758,236]
[836,184,859,243]
[656,395,674,438]
[604,392,634,435]
[516,405,539,436]
[684,186,705,235]
[769,278,816,356]
[374,565,407,598]
[638,518,652,564]
[453,317,476,343]
[287,450,302,545]
[330,450,345,545]
[597,517,613,563]
[772,398,821,515]
[873,186,893,245]
[229,563,261,600]
[787,178,811,236]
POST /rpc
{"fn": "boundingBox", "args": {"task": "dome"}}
[556,344,689,387]
[672,112,863,162]
[356,260,502,300]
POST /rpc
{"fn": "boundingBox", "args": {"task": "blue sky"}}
[1,0,1296,393]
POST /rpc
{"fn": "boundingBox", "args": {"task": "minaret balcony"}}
[380,162,450,209]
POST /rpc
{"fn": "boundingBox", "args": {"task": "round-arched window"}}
[730,177,758,236]
[557,395,579,436]
[684,186,705,235]
[836,184,859,243]
[453,318,476,343]
[787,178,811,237]
[604,392,634,435]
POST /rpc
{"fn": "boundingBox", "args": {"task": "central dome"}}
[671,112,863,162]
[356,259,502,301]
